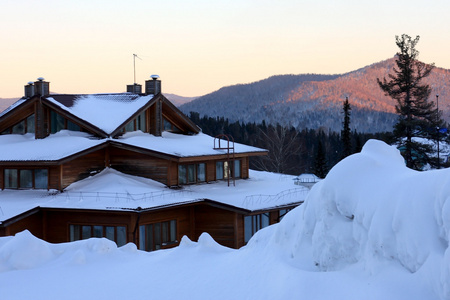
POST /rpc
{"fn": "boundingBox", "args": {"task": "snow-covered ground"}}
[1,139,449,300]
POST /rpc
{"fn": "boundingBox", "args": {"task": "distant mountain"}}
[180,58,450,133]
[164,93,197,107]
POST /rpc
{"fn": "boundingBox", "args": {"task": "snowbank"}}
[249,139,449,299]
[0,139,448,299]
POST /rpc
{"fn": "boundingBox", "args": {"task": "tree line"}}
[188,111,393,177]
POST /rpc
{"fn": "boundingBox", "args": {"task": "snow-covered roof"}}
[46,93,154,134]
[293,173,321,183]
[0,168,306,223]
[118,131,267,157]
[0,130,265,162]
[0,131,107,161]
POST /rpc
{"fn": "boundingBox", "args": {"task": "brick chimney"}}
[34,77,50,96]
[145,75,161,95]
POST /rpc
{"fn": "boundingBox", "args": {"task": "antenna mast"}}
[133,54,142,84]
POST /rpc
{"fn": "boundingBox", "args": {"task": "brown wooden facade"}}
[0,202,295,249]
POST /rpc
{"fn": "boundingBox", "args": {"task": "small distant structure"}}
[293,173,321,189]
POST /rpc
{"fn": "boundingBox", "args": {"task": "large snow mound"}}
[249,139,450,299]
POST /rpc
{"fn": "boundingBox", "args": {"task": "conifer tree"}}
[341,97,352,159]
[377,34,441,169]
[314,140,328,178]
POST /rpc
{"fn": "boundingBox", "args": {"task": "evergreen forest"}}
[188,112,394,177]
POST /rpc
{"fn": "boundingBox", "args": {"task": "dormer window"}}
[124,111,146,133]
[1,114,35,135]
[50,111,81,134]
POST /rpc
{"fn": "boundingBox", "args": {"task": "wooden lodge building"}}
[0,77,304,250]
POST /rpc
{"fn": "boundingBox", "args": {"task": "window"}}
[4,169,18,189]
[216,161,233,180]
[139,220,177,251]
[69,224,127,247]
[0,114,35,135]
[3,168,48,189]
[233,160,241,178]
[50,111,65,133]
[163,118,181,133]
[178,163,206,185]
[244,213,270,243]
[26,114,35,133]
[124,111,147,133]
[50,111,81,134]
[278,208,292,221]
[12,120,25,134]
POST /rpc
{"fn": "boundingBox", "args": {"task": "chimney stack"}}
[126,83,142,94]
[24,81,35,98]
[34,77,50,96]
[145,75,161,95]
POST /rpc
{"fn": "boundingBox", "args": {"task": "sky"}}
[2,0,450,98]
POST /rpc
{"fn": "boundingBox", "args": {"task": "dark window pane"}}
[34,169,48,189]
[50,111,65,134]
[178,165,187,185]
[170,220,177,242]
[26,114,35,133]
[116,226,126,247]
[137,111,146,131]
[82,226,92,239]
[154,223,161,250]
[139,225,145,250]
[12,120,25,134]
[244,216,252,243]
[146,224,153,251]
[105,226,115,241]
[125,120,134,132]
[93,226,103,238]
[20,169,33,189]
[70,225,80,241]
[234,160,241,178]
[216,162,224,180]
[261,213,270,228]
[197,163,205,182]
[187,165,196,183]
[67,120,80,131]
[162,221,169,244]
[4,169,18,188]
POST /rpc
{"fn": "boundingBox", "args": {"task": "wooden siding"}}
[1,209,44,239]
[193,204,239,248]
[109,147,170,185]
[61,149,107,189]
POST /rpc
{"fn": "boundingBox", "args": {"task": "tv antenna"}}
[133,54,142,84]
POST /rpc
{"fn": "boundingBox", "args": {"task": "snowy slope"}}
[0,139,448,300]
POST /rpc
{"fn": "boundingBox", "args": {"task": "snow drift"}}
[249,139,450,299]
[0,139,448,299]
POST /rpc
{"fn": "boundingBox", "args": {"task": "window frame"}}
[178,163,206,185]
[139,219,177,251]
[69,224,127,247]
[3,168,49,190]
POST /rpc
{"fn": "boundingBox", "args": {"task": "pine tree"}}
[341,97,352,159]
[377,34,441,169]
[314,140,328,178]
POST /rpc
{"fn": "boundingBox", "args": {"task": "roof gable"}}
[46,93,154,135]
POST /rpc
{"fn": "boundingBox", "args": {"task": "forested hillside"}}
[189,112,394,176]
[181,58,450,133]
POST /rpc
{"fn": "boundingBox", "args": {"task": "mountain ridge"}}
[180,57,450,133]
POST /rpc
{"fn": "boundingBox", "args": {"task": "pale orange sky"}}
[2,0,450,98]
